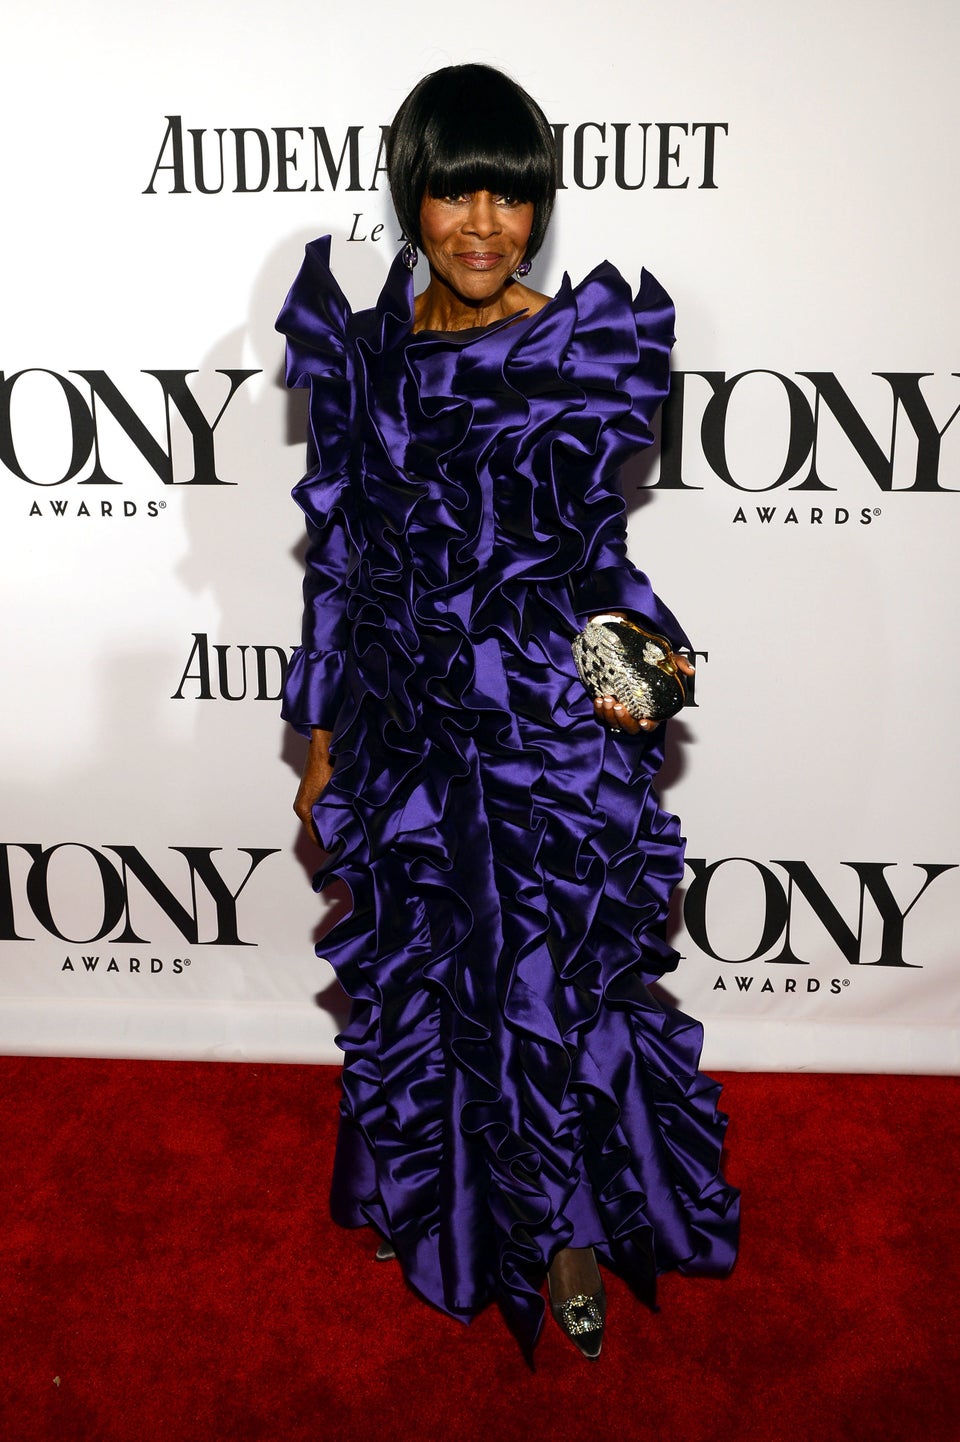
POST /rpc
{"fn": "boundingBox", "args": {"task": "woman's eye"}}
[430,191,525,210]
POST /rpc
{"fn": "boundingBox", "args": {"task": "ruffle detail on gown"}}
[276,238,357,732]
[278,240,739,1349]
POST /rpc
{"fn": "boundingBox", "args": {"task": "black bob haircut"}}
[387,64,557,261]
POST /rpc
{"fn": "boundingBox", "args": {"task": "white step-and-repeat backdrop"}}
[2,0,957,1071]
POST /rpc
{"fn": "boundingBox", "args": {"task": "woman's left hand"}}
[594,653,695,735]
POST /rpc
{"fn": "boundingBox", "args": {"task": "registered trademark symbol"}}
[873,508,881,516]
[183,957,191,966]
[159,501,167,509]
[842,978,850,986]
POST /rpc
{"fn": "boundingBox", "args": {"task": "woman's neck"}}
[412,275,546,334]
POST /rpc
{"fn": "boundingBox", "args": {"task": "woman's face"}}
[418,190,535,304]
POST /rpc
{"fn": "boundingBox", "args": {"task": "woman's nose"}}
[463,192,500,236]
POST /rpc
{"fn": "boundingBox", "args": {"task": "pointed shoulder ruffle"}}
[275,235,351,389]
[500,260,675,464]
[563,261,675,427]
[275,236,355,527]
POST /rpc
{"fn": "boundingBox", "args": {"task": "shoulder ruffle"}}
[491,260,675,473]
[276,234,351,388]
[275,236,354,527]
[560,260,675,458]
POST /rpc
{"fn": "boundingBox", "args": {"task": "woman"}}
[277,63,738,1359]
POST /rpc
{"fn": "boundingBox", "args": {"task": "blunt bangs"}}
[388,65,557,260]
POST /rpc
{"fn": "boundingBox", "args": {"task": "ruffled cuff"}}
[572,564,691,651]
[280,647,345,736]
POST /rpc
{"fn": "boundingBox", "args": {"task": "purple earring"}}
[401,242,418,271]
[514,259,532,279]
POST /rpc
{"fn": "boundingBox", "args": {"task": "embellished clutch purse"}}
[571,613,686,722]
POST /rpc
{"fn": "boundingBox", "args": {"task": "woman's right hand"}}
[293,727,334,845]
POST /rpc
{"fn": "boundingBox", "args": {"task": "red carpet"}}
[1,1059,957,1442]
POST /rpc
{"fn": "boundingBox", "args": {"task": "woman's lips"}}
[455,252,505,270]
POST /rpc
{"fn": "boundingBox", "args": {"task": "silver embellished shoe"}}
[547,1273,607,1360]
[374,1240,396,1262]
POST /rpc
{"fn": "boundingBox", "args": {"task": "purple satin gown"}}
[277,237,739,1348]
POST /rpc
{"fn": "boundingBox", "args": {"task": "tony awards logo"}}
[0,368,258,499]
[682,858,955,996]
[0,843,279,947]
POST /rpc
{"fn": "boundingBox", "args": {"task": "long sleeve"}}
[560,265,689,649]
[275,237,356,735]
[282,505,355,735]
[570,498,690,650]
